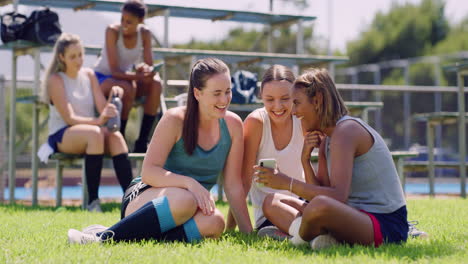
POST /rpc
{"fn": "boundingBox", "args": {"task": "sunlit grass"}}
[0,199,466,263]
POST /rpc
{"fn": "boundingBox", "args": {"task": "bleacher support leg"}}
[56,162,63,207]
[427,122,435,197]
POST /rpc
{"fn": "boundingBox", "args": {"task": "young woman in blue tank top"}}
[68,58,253,244]
[255,69,408,249]
[94,0,162,153]
[41,33,133,212]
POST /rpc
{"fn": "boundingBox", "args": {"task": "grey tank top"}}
[48,69,96,135]
[325,115,406,213]
[94,25,143,75]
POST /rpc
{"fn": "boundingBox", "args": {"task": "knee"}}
[87,126,105,145]
[120,82,135,99]
[302,195,333,223]
[107,132,128,151]
[165,188,197,216]
[200,210,225,238]
[262,193,277,219]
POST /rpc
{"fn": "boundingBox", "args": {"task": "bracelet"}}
[289,178,294,193]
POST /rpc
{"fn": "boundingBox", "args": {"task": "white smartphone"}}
[258,158,277,169]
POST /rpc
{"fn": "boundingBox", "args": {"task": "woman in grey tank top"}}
[42,33,133,212]
[255,69,408,249]
[93,0,162,153]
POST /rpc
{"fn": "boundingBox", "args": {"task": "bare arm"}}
[141,107,215,215]
[48,74,106,126]
[257,122,363,203]
[141,28,154,66]
[223,112,253,233]
[301,131,324,185]
[141,108,193,189]
[226,112,262,229]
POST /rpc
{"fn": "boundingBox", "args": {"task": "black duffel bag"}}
[1,12,27,43]
[21,7,62,45]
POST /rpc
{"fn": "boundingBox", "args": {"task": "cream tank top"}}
[48,69,96,135]
[249,107,305,228]
[94,25,143,75]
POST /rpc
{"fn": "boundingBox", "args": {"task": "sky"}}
[0,0,467,78]
[139,0,468,52]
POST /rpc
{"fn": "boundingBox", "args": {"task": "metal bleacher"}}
[1,0,348,205]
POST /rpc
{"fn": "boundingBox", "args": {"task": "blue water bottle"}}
[106,93,122,132]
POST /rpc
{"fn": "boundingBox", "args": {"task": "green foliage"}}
[174,26,320,55]
[346,0,449,65]
[0,199,467,263]
[432,16,468,54]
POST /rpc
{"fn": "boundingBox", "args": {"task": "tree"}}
[346,0,449,65]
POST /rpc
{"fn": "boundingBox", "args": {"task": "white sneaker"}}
[67,229,114,244]
[408,221,429,239]
[310,234,339,250]
[86,199,102,212]
[257,226,291,241]
[82,224,109,236]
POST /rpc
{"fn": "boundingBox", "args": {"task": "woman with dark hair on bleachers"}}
[94,0,162,153]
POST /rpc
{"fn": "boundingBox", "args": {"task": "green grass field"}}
[0,199,466,264]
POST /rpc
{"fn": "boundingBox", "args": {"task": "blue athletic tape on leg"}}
[183,218,202,242]
[152,196,176,233]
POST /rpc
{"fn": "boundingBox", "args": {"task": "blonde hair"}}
[41,33,82,103]
[293,68,348,129]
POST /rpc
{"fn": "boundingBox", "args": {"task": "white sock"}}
[288,216,302,237]
[288,216,308,246]
[290,234,308,246]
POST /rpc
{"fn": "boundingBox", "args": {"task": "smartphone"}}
[258,158,277,169]
[152,62,164,72]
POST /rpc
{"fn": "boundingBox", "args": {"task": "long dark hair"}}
[183,58,229,155]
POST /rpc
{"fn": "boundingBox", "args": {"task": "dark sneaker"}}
[133,140,148,153]
[408,220,429,239]
[257,226,290,241]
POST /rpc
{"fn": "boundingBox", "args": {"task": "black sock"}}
[161,225,188,242]
[120,119,128,137]
[102,196,176,242]
[136,114,156,143]
[112,153,133,192]
[85,154,104,204]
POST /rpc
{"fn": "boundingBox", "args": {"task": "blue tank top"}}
[134,118,232,191]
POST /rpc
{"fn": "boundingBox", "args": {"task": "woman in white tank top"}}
[226,65,309,233]
[93,0,162,153]
[41,33,133,212]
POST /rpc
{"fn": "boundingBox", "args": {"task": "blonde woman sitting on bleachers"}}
[39,33,133,212]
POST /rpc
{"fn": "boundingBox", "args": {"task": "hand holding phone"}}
[258,158,277,169]
[255,158,277,187]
